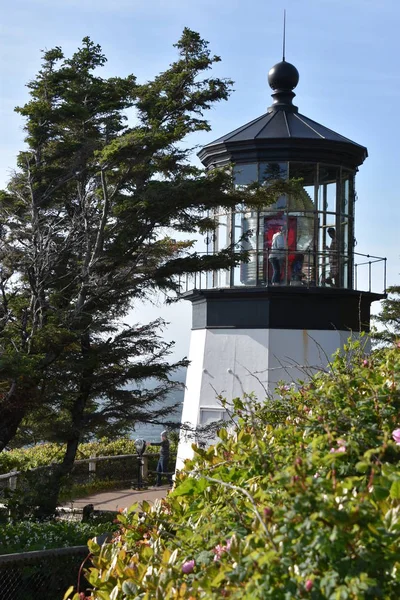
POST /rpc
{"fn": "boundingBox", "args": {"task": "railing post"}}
[9,470,17,491]
[384,258,387,293]
[369,261,372,293]
[89,456,96,479]
[141,455,149,481]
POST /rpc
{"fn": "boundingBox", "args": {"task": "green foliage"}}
[0,518,118,555]
[72,341,400,599]
[373,285,400,345]
[0,437,175,515]
[0,437,175,474]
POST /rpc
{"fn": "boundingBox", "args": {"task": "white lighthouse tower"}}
[176,59,385,467]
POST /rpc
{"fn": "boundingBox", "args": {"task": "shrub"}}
[67,340,400,599]
[1,518,119,555]
[0,437,173,474]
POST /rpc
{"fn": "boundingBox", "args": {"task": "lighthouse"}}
[176,58,385,467]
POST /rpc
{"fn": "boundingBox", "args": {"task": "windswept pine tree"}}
[373,285,400,345]
[0,30,300,514]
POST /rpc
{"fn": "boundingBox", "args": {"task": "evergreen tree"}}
[0,30,299,514]
[373,285,400,345]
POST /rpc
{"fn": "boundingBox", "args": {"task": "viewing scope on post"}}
[134,438,146,488]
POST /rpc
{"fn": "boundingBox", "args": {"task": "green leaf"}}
[168,548,179,565]
[86,568,101,586]
[382,464,398,479]
[390,480,400,499]
[372,485,390,501]
[355,461,369,473]
[211,567,230,587]
[94,592,112,600]
[122,580,138,595]
[219,428,228,441]
[170,477,207,497]
[63,586,75,600]
[110,585,119,600]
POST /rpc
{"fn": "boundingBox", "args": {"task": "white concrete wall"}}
[199,329,270,403]
[176,327,367,469]
[175,329,206,470]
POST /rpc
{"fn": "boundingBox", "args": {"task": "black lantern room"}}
[186,59,385,334]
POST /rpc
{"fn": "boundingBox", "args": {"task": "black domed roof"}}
[197,58,367,170]
[268,60,299,91]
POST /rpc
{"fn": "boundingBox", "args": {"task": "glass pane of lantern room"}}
[318,166,340,286]
[240,210,261,285]
[285,163,316,286]
[233,163,258,287]
[259,163,289,213]
[259,162,288,184]
[215,211,228,251]
[233,163,258,186]
[340,170,354,289]
[233,210,247,287]
[287,162,316,253]
[318,165,339,222]
[256,163,289,285]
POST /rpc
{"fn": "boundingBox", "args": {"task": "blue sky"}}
[1,0,399,358]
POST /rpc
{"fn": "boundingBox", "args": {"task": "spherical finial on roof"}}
[268,60,299,91]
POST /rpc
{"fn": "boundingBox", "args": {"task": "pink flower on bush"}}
[182,560,195,574]
[213,538,233,561]
[305,579,313,592]
[213,544,226,561]
[330,439,347,453]
[392,429,400,445]
[330,446,346,453]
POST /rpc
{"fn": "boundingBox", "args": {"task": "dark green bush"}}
[1,518,118,555]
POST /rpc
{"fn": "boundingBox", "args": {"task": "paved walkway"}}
[67,485,170,512]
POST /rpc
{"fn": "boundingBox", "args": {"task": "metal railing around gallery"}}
[178,249,387,295]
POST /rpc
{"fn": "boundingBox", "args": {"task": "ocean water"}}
[131,386,184,442]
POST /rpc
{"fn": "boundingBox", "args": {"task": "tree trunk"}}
[0,385,29,451]
[35,334,93,518]
[0,405,26,452]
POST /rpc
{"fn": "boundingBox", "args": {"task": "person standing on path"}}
[147,431,173,486]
